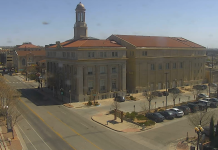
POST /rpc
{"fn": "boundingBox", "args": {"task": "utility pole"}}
[165,73,168,109]
[212,54,214,69]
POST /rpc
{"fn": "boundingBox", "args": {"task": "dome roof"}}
[76,2,85,10]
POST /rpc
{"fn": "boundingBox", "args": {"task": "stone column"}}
[107,65,111,92]
[76,65,84,96]
[122,63,126,91]
[118,64,121,91]
[95,65,99,93]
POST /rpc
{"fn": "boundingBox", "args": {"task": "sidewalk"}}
[0,118,24,150]
[91,112,152,133]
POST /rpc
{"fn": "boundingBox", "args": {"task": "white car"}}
[166,108,184,117]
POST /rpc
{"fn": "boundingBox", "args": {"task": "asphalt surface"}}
[4,74,150,150]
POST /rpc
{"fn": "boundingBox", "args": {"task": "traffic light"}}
[60,88,64,95]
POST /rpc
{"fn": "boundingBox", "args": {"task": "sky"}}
[0,0,218,48]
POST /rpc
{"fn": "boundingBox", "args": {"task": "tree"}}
[0,76,21,139]
[111,99,120,120]
[191,86,203,100]
[209,116,215,142]
[215,121,218,137]
[170,90,181,106]
[140,100,149,113]
[188,110,214,127]
[146,91,156,112]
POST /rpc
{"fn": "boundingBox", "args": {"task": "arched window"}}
[22,59,26,66]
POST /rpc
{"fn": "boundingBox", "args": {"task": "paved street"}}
[4,74,149,150]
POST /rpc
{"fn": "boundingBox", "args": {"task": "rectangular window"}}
[88,52,91,58]
[92,52,95,57]
[173,63,176,69]
[112,52,118,57]
[112,79,116,89]
[67,52,70,58]
[88,80,94,91]
[159,64,162,70]
[53,52,56,57]
[100,80,105,90]
[63,52,66,57]
[166,63,170,69]
[88,67,93,75]
[71,52,75,58]
[151,64,155,70]
[112,67,117,73]
[142,51,147,56]
[100,66,106,74]
[180,62,183,68]
[100,52,103,57]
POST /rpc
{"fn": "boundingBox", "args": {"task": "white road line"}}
[16,108,52,150]
[17,124,38,150]
[80,123,89,128]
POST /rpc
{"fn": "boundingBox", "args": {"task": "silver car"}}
[166,108,184,117]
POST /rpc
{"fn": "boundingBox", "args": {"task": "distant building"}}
[14,42,44,51]
[46,2,206,102]
[13,50,46,72]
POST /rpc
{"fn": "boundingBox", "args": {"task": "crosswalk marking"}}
[5,82,25,84]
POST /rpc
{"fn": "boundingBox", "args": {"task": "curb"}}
[91,117,123,133]
[91,116,156,133]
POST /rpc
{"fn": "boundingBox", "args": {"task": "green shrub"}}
[130,96,134,100]
[125,112,138,120]
[136,114,147,120]
[87,101,92,106]
[138,120,155,126]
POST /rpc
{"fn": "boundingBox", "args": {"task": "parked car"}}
[198,100,211,107]
[152,91,163,97]
[190,101,207,111]
[208,83,217,87]
[186,103,199,113]
[168,88,180,94]
[207,98,218,103]
[158,110,175,120]
[114,96,125,102]
[197,93,209,99]
[145,113,165,122]
[175,106,191,115]
[193,85,206,90]
[162,91,169,96]
[166,108,184,117]
[202,125,217,136]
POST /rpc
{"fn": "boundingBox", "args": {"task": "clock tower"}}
[74,2,87,39]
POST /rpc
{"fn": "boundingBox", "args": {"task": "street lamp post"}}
[209,68,212,97]
[4,106,8,120]
[69,90,71,104]
[195,125,204,150]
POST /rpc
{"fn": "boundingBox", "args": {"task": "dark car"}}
[168,88,180,94]
[146,113,165,123]
[175,105,191,115]
[114,96,125,102]
[158,110,175,120]
[190,101,206,111]
[152,91,163,97]
[162,91,169,96]
[186,103,199,113]
[193,85,207,90]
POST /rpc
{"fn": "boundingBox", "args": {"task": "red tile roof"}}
[16,50,46,56]
[49,40,73,48]
[114,35,205,48]
[50,40,122,48]
[17,43,40,48]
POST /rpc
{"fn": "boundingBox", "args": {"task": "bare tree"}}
[188,110,215,127]
[170,90,181,106]
[140,100,149,113]
[192,86,203,100]
[146,91,156,112]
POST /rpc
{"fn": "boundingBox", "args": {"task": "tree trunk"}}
[149,101,151,112]
[12,128,14,139]
[173,99,175,106]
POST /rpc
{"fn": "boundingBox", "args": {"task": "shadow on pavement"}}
[18,88,61,106]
